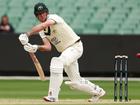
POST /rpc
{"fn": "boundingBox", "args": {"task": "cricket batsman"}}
[18,2,105,102]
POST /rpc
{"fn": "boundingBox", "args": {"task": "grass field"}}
[0,79,140,105]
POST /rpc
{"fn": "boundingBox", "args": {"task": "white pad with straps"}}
[50,57,63,73]
[48,57,64,99]
[65,78,102,95]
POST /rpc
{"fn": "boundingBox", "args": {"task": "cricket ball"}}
[136,53,140,58]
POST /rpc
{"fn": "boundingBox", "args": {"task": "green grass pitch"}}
[0,79,140,105]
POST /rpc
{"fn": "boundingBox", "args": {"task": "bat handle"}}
[29,53,36,62]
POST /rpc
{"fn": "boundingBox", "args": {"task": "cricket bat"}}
[29,53,46,80]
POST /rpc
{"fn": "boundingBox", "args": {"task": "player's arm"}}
[18,19,55,45]
[18,19,54,52]
[38,37,52,52]
[21,37,51,53]
[27,19,55,37]
[18,21,54,53]
[22,35,52,53]
[29,19,54,51]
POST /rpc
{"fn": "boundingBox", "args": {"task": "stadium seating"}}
[1,0,140,34]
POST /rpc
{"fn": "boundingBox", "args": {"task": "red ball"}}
[136,53,140,58]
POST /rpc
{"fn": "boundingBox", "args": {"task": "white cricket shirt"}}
[39,14,80,52]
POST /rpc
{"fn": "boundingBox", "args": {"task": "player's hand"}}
[18,33,29,45]
[24,43,38,53]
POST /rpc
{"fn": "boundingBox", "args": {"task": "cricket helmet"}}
[34,2,49,16]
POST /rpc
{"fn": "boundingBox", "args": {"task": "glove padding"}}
[18,33,29,45]
[24,43,38,53]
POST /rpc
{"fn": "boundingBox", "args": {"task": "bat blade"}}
[29,53,46,80]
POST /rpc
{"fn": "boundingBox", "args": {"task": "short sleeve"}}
[39,30,46,39]
[47,14,64,24]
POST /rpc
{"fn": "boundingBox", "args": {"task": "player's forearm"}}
[38,44,52,52]
[26,23,46,37]
[26,20,55,37]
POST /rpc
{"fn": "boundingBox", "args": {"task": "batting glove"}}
[24,43,38,53]
[18,33,29,45]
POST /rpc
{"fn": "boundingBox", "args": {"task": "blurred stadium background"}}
[0,0,140,77]
[1,0,140,34]
[0,0,140,104]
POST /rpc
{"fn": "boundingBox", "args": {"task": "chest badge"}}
[44,26,51,35]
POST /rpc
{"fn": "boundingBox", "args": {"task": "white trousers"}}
[48,41,83,99]
[60,41,83,82]
[48,41,104,100]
